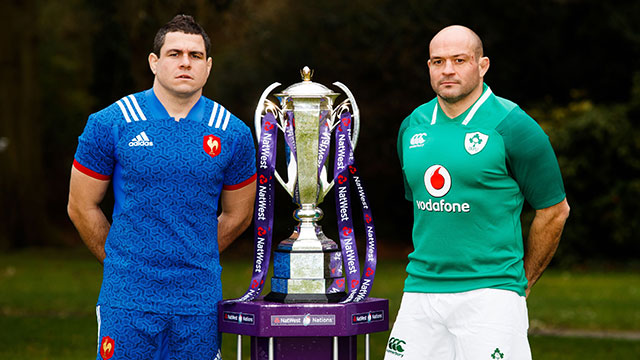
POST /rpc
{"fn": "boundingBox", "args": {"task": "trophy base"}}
[264,291,346,304]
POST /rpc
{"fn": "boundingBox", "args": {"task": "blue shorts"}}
[95,306,221,360]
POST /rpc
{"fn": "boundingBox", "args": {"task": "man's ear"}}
[148,53,159,75]
[479,56,490,77]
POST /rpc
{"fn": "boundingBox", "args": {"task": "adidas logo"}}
[128,131,153,147]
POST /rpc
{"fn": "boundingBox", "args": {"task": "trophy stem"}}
[266,203,344,303]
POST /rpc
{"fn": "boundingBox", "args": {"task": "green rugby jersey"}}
[398,84,566,296]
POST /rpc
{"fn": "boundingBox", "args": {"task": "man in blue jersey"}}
[385,25,570,360]
[67,15,256,360]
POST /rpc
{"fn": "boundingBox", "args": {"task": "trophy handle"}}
[254,82,297,197]
[332,81,360,151]
[254,82,282,140]
[320,82,361,198]
[276,151,297,197]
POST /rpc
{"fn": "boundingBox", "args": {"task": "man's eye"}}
[455,59,465,64]
[432,60,443,65]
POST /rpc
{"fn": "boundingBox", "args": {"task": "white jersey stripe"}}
[221,111,231,131]
[96,306,102,353]
[122,97,139,122]
[431,105,438,125]
[430,87,493,126]
[214,109,226,129]
[208,103,219,127]
[128,95,146,121]
[462,87,493,126]
[116,100,132,123]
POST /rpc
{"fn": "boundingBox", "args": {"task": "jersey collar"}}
[431,83,493,126]
[145,89,206,122]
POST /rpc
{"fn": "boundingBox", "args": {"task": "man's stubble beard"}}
[434,81,478,105]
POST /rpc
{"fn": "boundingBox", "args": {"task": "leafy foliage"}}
[1,0,640,263]
[530,75,640,263]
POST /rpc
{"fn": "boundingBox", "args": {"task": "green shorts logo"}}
[491,348,504,359]
[387,337,406,352]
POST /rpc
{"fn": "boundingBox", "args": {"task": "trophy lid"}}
[274,66,340,98]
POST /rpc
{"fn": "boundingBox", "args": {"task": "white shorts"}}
[384,289,531,360]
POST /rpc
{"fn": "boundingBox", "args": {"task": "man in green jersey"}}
[385,25,570,360]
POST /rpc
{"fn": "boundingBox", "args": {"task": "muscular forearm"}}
[217,212,252,253]
[217,180,256,253]
[68,167,111,264]
[523,198,570,296]
[68,204,110,264]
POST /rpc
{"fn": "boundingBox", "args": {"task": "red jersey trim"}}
[223,173,257,191]
[73,159,111,181]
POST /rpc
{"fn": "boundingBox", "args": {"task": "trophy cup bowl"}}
[254,67,360,303]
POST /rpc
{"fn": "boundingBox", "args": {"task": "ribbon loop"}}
[334,112,378,303]
[231,113,277,302]
[235,111,378,303]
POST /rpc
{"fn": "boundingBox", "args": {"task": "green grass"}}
[1,248,639,359]
[0,248,101,360]
[527,270,640,331]
[529,335,640,359]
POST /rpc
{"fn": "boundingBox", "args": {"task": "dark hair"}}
[153,15,211,57]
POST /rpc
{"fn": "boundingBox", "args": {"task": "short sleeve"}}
[498,108,566,209]
[73,112,116,179]
[397,116,413,201]
[223,119,257,190]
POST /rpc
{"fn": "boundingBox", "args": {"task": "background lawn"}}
[1,248,639,359]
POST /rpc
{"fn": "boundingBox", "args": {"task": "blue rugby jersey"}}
[74,89,256,314]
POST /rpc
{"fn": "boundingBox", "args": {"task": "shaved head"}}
[430,25,484,59]
[427,25,490,116]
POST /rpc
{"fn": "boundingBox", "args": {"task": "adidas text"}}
[129,131,153,147]
[129,140,153,147]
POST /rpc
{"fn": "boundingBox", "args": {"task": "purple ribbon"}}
[232,113,277,302]
[283,111,300,204]
[347,159,378,302]
[233,111,378,303]
[334,114,360,301]
[335,113,378,303]
[317,110,332,180]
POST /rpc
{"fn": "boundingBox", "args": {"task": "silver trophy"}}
[255,67,360,303]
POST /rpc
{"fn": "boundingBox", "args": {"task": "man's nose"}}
[443,60,455,74]
[179,54,191,68]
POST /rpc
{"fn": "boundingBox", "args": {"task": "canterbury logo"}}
[128,131,153,147]
[387,337,406,352]
[409,133,427,148]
